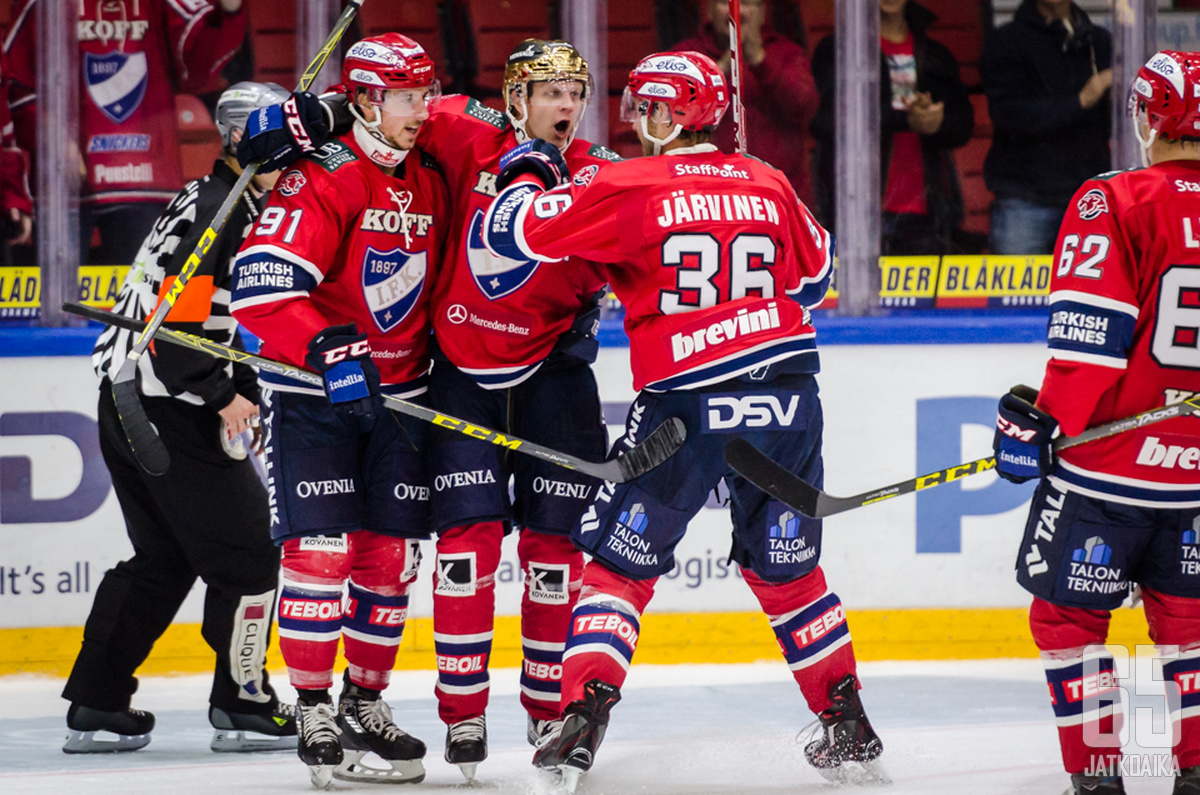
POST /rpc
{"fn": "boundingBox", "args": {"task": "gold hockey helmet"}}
[503,39,593,144]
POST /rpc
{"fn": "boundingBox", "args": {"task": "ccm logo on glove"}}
[317,339,370,367]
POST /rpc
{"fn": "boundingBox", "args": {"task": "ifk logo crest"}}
[617,503,648,535]
[85,51,149,124]
[466,209,541,299]
[769,510,801,540]
[361,246,427,333]
[1073,536,1113,566]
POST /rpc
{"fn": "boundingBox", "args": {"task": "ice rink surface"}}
[0,659,1184,794]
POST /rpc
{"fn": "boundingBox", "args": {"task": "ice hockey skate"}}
[802,674,889,785]
[334,674,426,784]
[445,715,487,782]
[297,699,343,789]
[209,702,298,752]
[62,703,155,754]
[528,714,563,747]
[1063,769,1126,794]
[1175,765,1200,795]
[533,679,621,794]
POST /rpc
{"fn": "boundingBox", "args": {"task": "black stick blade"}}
[112,378,170,475]
[724,439,821,517]
[615,417,687,481]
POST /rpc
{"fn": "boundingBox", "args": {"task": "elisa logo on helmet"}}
[346,42,405,67]
[640,82,677,99]
[636,55,705,81]
[349,68,386,87]
[1147,52,1185,97]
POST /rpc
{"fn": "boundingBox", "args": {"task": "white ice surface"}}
[0,659,1179,794]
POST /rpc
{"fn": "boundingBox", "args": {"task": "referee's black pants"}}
[62,382,281,716]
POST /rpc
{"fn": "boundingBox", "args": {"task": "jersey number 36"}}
[659,233,777,314]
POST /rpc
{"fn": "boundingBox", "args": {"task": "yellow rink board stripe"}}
[0,607,1154,678]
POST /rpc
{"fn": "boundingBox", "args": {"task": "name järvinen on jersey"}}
[655,189,781,228]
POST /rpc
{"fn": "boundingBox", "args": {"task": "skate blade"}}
[814,758,892,787]
[560,765,583,794]
[309,763,335,789]
[332,749,425,784]
[210,728,298,753]
[63,729,151,754]
[455,761,478,783]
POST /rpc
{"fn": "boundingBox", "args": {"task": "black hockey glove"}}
[236,91,331,173]
[496,139,570,191]
[305,324,382,418]
[992,384,1059,484]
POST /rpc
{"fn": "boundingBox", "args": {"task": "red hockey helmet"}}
[619,51,729,133]
[341,33,439,110]
[1131,50,1200,147]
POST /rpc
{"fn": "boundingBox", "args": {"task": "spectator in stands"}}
[981,0,1112,255]
[5,0,247,266]
[811,0,973,255]
[0,48,31,254]
[672,0,820,206]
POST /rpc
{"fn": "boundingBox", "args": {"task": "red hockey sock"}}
[433,521,503,725]
[341,533,420,690]
[1144,588,1200,769]
[560,562,656,708]
[518,530,584,722]
[744,566,857,714]
[277,537,352,691]
[1030,597,1122,774]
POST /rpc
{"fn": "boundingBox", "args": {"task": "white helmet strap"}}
[1134,113,1159,168]
[507,90,530,144]
[640,114,682,156]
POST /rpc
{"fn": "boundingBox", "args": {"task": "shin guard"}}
[342,580,409,691]
[745,566,856,714]
[1030,598,1122,774]
[560,563,656,707]
[518,530,584,721]
[278,537,352,690]
[434,522,503,725]
[1144,588,1200,770]
[342,534,421,691]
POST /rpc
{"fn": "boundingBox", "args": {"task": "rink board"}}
[0,343,1156,673]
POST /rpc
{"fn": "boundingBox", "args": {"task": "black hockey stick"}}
[111,0,367,476]
[724,395,1200,519]
[68,302,685,483]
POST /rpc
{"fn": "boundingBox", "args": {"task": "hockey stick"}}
[728,0,748,154]
[111,0,367,476]
[68,302,686,483]
[724,395,1200,518]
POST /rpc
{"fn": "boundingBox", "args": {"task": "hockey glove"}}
[496,139,570,191]
[305,325,382,418]
[237,91,331,173]
[993,384,1059,484]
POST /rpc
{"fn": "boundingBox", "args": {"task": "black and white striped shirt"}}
[93,159,264,408]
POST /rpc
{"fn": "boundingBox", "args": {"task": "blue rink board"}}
[0,310,1049,358]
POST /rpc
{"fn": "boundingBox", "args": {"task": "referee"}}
[65,82,296,754]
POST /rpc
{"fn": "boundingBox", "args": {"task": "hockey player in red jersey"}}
[6,0,247,264]
[417,41,619,780]
[229,34,449,789]
[992,51,1200,795]
[233,38,622,782]
[483,50,885,790]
